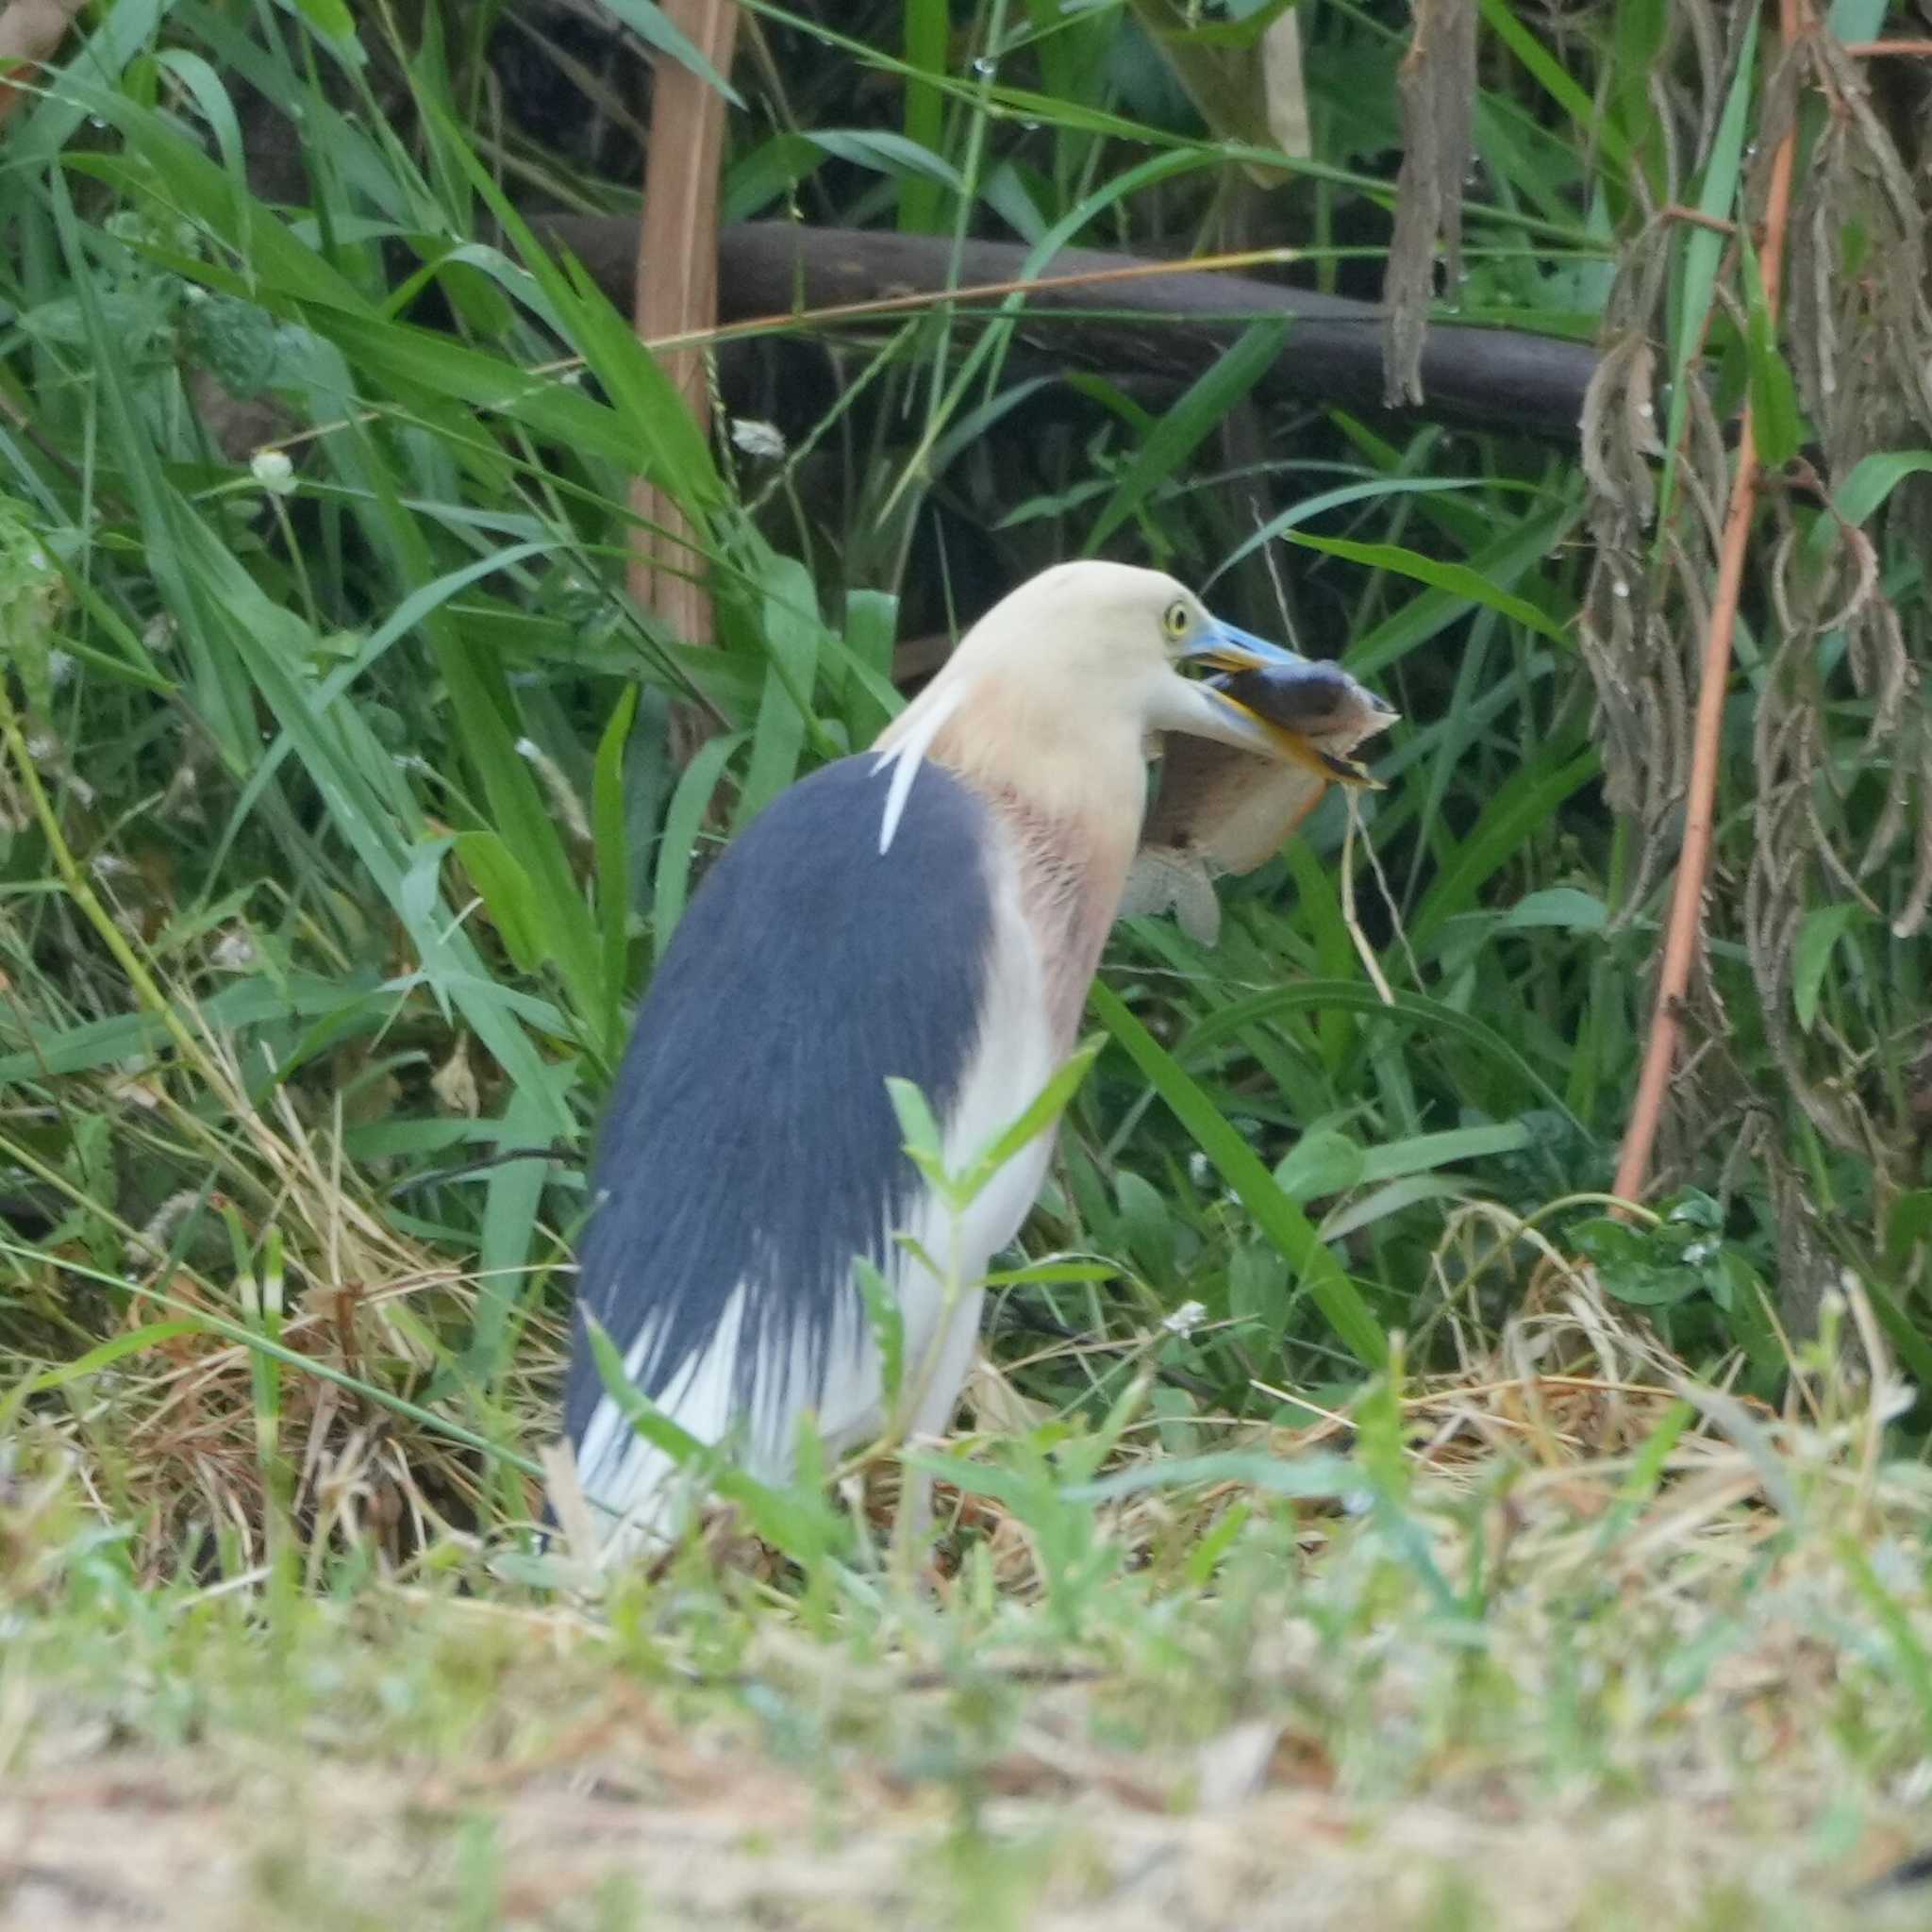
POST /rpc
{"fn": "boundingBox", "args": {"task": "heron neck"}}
[884,675,1152,1041]
[960,773,1141,1047]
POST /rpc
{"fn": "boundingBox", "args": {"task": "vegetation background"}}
[4,0,1932,1925]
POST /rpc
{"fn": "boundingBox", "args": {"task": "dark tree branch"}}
[532,217,1599,446]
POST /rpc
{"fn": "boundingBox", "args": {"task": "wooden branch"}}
[630,1,740,761]
[534,217,1602,446]
[1612,0,1805,1207]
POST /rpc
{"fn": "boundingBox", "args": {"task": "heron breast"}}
[981,788,1134,1045]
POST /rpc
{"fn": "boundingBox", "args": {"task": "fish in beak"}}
[1179,623,1398,788]
[1126,628,1399,945]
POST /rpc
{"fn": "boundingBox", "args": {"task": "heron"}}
[561,560,1393,1561]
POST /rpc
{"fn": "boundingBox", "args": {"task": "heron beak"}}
[1174,621,1391,787]
[1181,619,1307,677]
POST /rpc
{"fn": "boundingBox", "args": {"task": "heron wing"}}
[563,754,997,1481]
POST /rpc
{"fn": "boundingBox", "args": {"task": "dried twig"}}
[536,218,1605,445]
[1659,204,1738,238]
[1612,0,1808,1208]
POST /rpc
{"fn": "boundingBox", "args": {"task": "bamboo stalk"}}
[629,1,741,761]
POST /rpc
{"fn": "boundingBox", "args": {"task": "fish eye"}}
[1162,599,1191,641]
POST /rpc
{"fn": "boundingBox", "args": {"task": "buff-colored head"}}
[873,561,1356,852]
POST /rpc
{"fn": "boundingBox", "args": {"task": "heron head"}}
[873,561,1394,857]
[935,560,1393,776]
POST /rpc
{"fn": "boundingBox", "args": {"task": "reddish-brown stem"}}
[1612,0,1807,1207]
[1840,39,1932,57]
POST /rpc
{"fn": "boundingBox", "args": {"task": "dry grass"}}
[7,1282,1932,1930]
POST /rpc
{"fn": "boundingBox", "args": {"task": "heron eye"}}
[1162,600,1191,641]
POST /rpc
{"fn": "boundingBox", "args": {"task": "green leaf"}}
[724,132,828,224]
[1714,1252,1787,1383]
[887,1076,948,1175]
[1114,1170,1176,1284]
[1740,233,1802,470]
[1064,1449,1364,1504]
[1273,1129,1366,1204]
[1477,0,1629,167]
[898,0,950,233]
[1883,1189,1932,1274]
[289,0,358,42]
[652,730,746,960]
[1571,1217,1702,1307]
[1286,531,1569,642]
[424,108,726,508]
[453,832,547,976]
[1857,1272,1932,1396]
[1227,1239,1291,1345]
[10,0,168,167]
[0,974,382,1084]
[1089,982,1386,1370]
[583,1315,710,1474]
[1180,981,1587,1131]
[466,1075,569,1384]
[1358,1122,1534,1184]
[855,1258,907,1408]
[1345,502,1582,678]
[983,1260,1118,1288]
[1085,319,1290,555]
[48,157,571,1129]
[592,687,640,1062]
[953,1036,1105,1209]
[735,550,824,829]
[1805,449,1932,567]
[0,1321,200,1435]
[1213,475,1494,582]
[1504,887,1608,932]
[841,587,902,742]
[809,128,965,192]
[1161,0,1301,46]
[1827,0,1892,42]
[600,0,743,104]
[1318,1177,1472,1243]
[1408,749,1602,954]
[1792,902,1862,1034]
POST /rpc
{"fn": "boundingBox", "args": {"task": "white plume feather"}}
[872,679,966,855]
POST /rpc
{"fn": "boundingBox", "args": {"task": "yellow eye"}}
[1162,599,1191,641]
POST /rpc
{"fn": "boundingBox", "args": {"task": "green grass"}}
[3,1,1932,1924]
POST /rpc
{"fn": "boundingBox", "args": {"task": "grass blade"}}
[1089,981,1387,1369]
